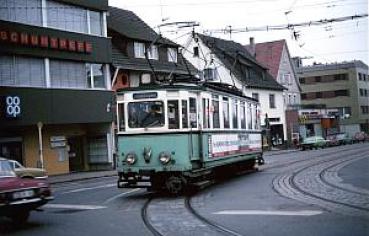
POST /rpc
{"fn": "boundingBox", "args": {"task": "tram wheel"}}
[165,176,186,195]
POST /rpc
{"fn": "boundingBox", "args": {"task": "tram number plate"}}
[13,190,34,199]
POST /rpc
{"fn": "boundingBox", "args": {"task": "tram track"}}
[273,146,369,216]
[142,198,164,236]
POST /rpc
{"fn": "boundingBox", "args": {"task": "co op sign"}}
[4,96,21,118]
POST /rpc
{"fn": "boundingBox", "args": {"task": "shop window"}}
[181,100,188,129]
[88,136,108,164]
[212,96,220,128]
[0,0,42,26]
[223,97,230,128]
[134,42,145,58]
[189,98,197,128]
[168,100,179,129]
[168,48,178,63]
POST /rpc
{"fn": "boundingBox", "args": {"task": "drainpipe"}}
[111,67,120,89]
[37,122,44,169]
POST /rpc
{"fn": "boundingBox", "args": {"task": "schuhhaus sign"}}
[0,30,92,54]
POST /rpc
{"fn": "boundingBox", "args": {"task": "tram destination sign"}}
[133,92,158,100]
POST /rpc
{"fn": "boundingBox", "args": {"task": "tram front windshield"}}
[128,101,165,128]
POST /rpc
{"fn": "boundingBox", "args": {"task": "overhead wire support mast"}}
[205,14,368,34]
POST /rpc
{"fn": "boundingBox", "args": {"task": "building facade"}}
[0,0,114,175]
[245,38,301,146]
[296,60,369,137]
[182,34,286,147]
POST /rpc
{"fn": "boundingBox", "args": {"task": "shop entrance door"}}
[68,136,84,172]
[0,138,23,164]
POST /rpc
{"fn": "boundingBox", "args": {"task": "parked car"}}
[326,133,353,146]
[6,159,48,179]
[0,158,53,223]
[353,132,368,143]
[300,136,328,150]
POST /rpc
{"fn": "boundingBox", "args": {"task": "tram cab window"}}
[223,97,230,129]
[189,98,197,128]
[212,96,220,128]
[128,101,165,128]
[232,99,238,129]
[247,103,252,129]
[118,103,125,131]
[182,100,188,128]
[168,100,179,129]
[240,102,246,129]
[202,98,210,129]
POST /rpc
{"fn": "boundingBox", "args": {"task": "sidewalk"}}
[263,147,300,156]
[48,170,117,184]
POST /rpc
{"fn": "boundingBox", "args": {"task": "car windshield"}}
[0,160,16,177]
[128,101,165,128]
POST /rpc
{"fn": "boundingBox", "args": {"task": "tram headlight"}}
[159,152,171,165]
[125,153,137,165]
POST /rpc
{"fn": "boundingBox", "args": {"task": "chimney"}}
[249,37,256,57]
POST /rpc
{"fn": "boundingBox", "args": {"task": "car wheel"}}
[11,211,30,224]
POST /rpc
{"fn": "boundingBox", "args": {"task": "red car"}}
[0,158,54,223]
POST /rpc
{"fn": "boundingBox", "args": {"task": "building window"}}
[269,94,276,108]
[299,78,305,84]
[361,106,369,114]
[0,0,42,26]
[223,97,230,128]
[88,136,108,164]
[167,48,178,62]
[148,45,159,60]
[301,93,307,100]
[87,64,105,89]
[315,76,321,82]
[89,10,103,35]
[335,90,349,97]
[316,92,322,98]
[334,74,348,81]
[284,74,291,85]
[252,93,259,102]
[50,60,86,88]
[134,42,145,58]
[193,46,199,57]
[359,89,368,97]
[212,96,220,128]
[358,73,362,81]
[0,55,45,87]
[47,0,88,34]
[203,68,217,81]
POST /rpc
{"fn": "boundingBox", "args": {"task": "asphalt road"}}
[1,143,368,236]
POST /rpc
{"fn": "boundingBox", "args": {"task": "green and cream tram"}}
[116,82,263,194]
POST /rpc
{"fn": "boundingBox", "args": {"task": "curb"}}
[48,172,118,185]
[264,149,300,157]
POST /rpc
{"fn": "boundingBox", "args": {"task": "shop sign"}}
[50,136,67,148]
[5,96,21,118]
[0,30,92,54]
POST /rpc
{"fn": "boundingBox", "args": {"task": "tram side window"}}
[202,98,210,129]
[232,99,238,129]
[255,106,259,130]
[240,102,246,129]
[212,96,220,128]
[118,103,125,131]
[182,100,188,128]
[189,98,197,128]
[168,100,179,129]
[223,97,230,129]
[247,103,252,129]
[252,104,257,130]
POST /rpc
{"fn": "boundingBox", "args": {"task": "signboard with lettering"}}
[5,96,21,118]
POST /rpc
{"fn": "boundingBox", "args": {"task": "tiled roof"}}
[111,44,196,75]
[246,40,285,80]
[108,6,176,46]
[198,34,284,91]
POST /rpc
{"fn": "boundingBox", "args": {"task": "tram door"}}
[68,136,84,172]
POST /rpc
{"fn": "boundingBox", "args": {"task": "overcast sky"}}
[109,0,368,66]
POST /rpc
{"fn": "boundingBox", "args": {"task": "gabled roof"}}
[108,6,176,46]
[249,40,285,80]
[197,34,284,91]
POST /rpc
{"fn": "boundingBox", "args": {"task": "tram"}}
[116,81,263,194]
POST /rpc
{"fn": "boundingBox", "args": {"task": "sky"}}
[109,0,368,66]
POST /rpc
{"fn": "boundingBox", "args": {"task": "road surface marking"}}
[60,183,116,194]
[214,210,323,216]
[104,188,141,204]
[44,204,106,210]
